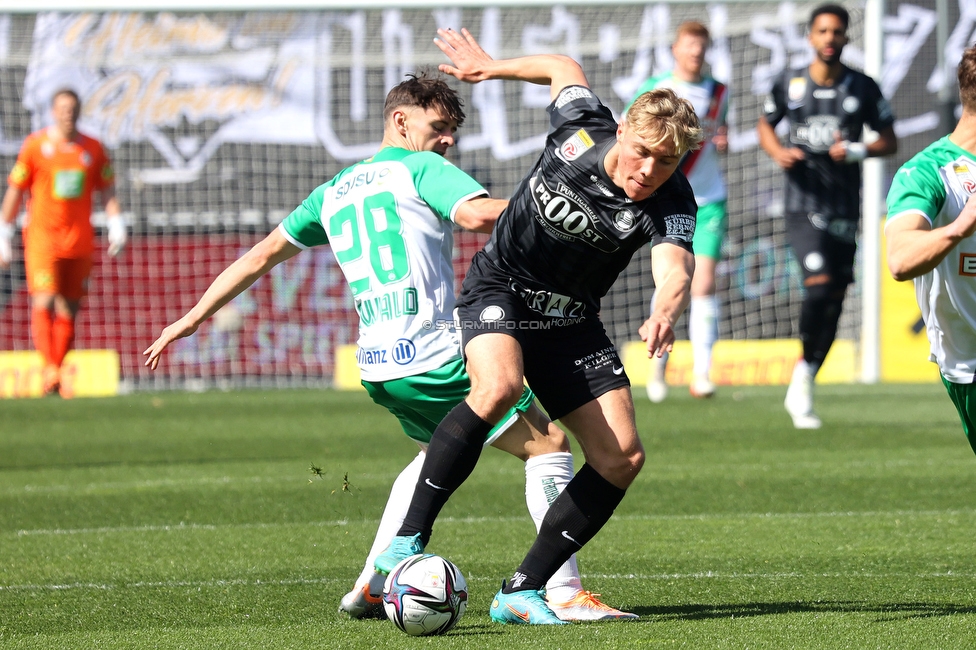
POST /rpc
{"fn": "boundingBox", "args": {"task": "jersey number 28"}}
[328,191,410,295]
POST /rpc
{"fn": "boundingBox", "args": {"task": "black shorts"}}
[457,259,630,421]
[784,211,857,285]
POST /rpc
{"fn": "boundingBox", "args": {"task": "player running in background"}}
[0,88,126,397]
[631,20,729,402]
[374,28,700,625]
[144,73,633,622]
[757,4,897,429]
[885,44,976,455]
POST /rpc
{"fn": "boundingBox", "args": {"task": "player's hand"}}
[829,132,867,163]
[950,193,976,240]
[639,314,676,359]
[829,132,847,162]
[0,220,12,269]
[713,126,729,153]
[144,318,199,370]
[772,146,805,169]
[434,27,495,84]
[107,215,127,257]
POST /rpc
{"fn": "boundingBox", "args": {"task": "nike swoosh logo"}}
[561,530,581,545]
[425,478,448,491]
[612,366,624,375]
[506,604,531,622]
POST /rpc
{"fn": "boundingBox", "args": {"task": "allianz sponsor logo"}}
[529,173,618,253]
[357,348,387,365]
[358,338,417,366]
[392,338,417,365]
[510,279,585,319]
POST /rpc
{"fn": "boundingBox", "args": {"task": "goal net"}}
[0,2,947,390]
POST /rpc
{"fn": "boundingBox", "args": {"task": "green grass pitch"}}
[2,383,976,648]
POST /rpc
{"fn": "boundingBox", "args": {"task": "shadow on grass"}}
[450,621,507,637]
[634,601,976,621]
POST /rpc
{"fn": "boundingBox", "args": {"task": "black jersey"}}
[763,65,894,219]
[479,85,697,313]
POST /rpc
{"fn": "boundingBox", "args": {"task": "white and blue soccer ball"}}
[382,553,468,636]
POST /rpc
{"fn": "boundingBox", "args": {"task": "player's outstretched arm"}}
[434,27,589,101]
[886,194,976,281]
[454,197,508,234]
[640,243,694,358]
[144,228,301,369]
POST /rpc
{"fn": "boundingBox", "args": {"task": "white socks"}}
[352,450,425,594]
[524,451,582,602]
[689,295,719,379]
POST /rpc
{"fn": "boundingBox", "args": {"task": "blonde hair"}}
[625,88,703,156]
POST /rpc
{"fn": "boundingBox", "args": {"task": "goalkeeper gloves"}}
[0,220,12,266]
[107,215,127,257]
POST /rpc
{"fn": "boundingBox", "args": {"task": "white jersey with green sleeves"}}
[886,136,976,382]
[631,72,727,205]
[279,147,488,382]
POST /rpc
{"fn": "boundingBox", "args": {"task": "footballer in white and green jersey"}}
[279,146,487,382]
[886,136,976,383]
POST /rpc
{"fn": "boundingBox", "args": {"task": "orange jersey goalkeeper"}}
[0,88,126,397]
[10,126,114,259]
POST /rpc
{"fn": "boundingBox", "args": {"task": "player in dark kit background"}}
[757,3,897,429]
[374,27,704,624]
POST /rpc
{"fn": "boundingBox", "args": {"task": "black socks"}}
[503,463,626,593]
[397,401,493,545]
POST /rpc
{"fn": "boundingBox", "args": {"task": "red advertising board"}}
[0,232,489,387]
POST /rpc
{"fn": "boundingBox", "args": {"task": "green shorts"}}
[941,374,976,455]
[362,357,535,445]
[692,200,728,261]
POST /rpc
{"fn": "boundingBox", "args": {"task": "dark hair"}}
[809,4,849,30]
[51,88,81,109]
[383,72,465,127]
[959,45,976,112]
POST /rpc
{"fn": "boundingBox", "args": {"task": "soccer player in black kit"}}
[757,4,897,429]
[374,27,704,624]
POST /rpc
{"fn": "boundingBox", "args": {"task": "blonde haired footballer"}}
[144,73,632,622]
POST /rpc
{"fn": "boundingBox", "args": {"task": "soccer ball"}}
[382,554,468,636]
